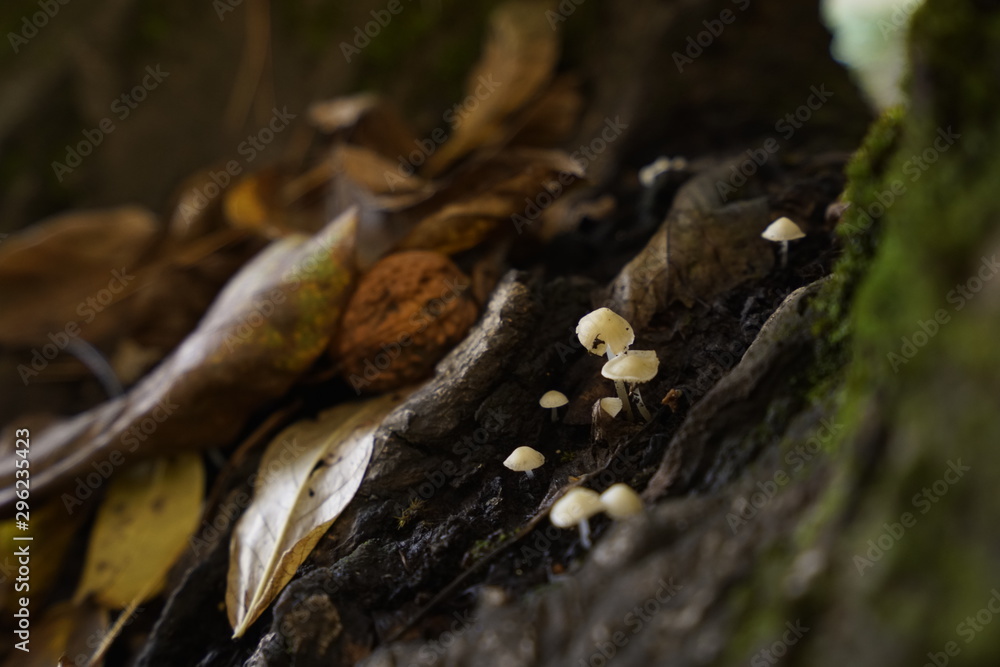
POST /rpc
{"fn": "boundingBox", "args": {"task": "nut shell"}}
[336,250,478,392]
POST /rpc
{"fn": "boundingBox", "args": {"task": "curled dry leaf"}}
[424,0,560,177]
[0,209,359,513]
[0,206,157,345]
[335,250,479,393]
[73,453,204,608]
[226,391,406,637]
[605,165,774,328]
[307,92,417,160]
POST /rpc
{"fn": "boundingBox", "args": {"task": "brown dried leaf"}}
[0,209,360,513]
[424,1,559,176]
[0,207,157,345]
[307,92,417,160]
[605,166,774,327]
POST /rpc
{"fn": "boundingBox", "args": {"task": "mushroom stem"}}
[633,387,652,422]
[780,240,789,268]
[606,348,635,421]
[577,519,592,549]
[550,408,559,422]
[525,470,535,480]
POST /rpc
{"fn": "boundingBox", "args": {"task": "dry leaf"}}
[605,166,774,327]
[424,1,559,176]
[74,453,204,608]
[0,600,108,667]
[307,92,417,160]
[0,209,359,513]
[226,392,405,637]
[0,207,157,345]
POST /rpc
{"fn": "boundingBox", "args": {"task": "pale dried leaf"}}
[226,392,405,637]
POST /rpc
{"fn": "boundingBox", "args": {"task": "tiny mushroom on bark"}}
[602,350,659,421]
[539,390,569,421]
[599,483,644,519]
[599,397,623,417]
[576,307,635,419]
[503,446,545,480]
[550,487,603,548]
[761,216,805,268]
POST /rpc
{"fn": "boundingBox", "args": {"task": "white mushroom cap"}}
[761,217,805,242]
[602,350,659,384]
[503,446,545,473]
[550,488,603,528]
[576,308,634,357]
[599,483,644,519]
[539,390,569,409]
[599,397,623,417]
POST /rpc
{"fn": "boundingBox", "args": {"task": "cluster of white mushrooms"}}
[576,307,659,422]
[549,484,643,548]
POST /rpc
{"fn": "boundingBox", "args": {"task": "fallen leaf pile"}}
[0,1,595,659]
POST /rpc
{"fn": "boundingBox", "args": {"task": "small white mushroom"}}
[577,308,635,419]
[761,217,805,268]
[599,483,644,519]
[575,308,634,358]
[550,487,603,548]
[602,350,660,421]
[503,446,545,480]
[539,390,569,422]
[599,397,623,417]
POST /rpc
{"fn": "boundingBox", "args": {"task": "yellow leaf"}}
[226,392,405,637]
[74,453,204,608]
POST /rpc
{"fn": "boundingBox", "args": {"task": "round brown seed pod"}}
[335,250,478,393]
